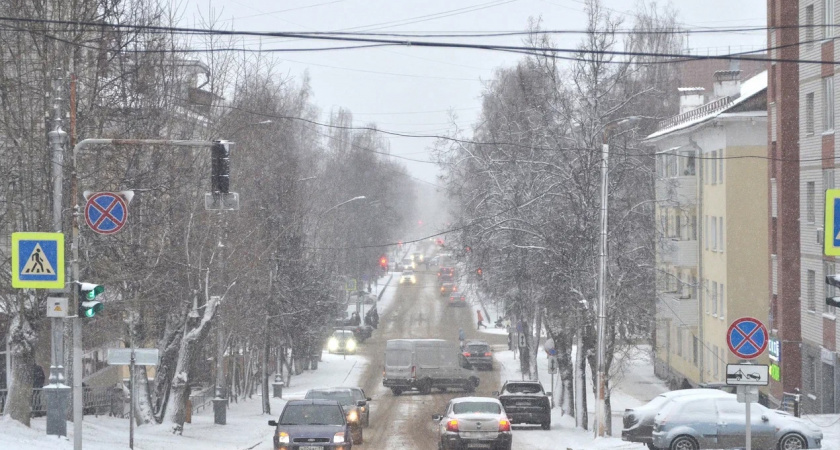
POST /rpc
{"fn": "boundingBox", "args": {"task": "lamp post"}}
[595,117,639,437]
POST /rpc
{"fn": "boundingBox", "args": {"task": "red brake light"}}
[446,419,459,432]
[498,419,510,432]
[411,365,416,379]
[484,352,492,357]
[462,352,470,357]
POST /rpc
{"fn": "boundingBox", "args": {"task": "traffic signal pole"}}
[69,138,225,450]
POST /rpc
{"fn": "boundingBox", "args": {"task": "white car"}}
[399,270,417,284]
[433,397,512,450]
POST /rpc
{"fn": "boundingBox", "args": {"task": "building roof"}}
[644,70,767,142]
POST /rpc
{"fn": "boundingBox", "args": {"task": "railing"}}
[189,385,216,415]
[658,96,732,130]
[0,386,118,417]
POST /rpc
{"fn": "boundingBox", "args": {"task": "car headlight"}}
[346,339,357,351]
[333,432,346,443]
[277,431,290,444]
[327,338,338,351]
[347,410,359,422]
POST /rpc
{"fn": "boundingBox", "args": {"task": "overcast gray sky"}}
[180,0,766,185]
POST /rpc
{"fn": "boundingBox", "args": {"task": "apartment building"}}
[646,70,770,389]
[793,0,840,414]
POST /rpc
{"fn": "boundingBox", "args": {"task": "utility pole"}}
[46,71,71,438]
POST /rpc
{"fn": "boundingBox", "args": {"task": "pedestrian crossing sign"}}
[11,232,64,289]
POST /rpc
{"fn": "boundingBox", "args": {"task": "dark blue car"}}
[268,399,353,450]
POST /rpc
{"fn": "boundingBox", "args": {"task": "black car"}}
[462,340,493,370]
[494,380,552,430]
[267,399,352,450]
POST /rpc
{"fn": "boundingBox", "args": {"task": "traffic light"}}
[379,255,388,271]
[827,275,840,307]
[211,141,231,194]
[76,282,104,318]
[476,267,483,278]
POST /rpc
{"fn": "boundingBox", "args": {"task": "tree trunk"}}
[575,328,587,430]
[133,365,154,425]
[3,308,36,426]
[528,307,542,380]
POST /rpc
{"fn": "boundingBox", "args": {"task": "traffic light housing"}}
[827,275,840,307]
[211,141,231,194]
[76,282,104,318]
[379,255,388,270]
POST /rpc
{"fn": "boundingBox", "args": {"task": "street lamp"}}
[319,196,366,218]
[595,116,640,437]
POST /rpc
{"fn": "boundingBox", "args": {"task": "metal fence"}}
[0,386,117,417]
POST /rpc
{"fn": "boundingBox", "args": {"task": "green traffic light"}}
[84,308,96,318]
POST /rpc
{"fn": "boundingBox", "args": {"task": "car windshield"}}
[467,345,488,353]
[305,390,355,406]
[334,331,352,338]
[279,404,345,425]
[504,383,542,394]
[453,402,501,414]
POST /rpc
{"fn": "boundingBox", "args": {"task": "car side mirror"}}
[268,420,277,426]
[492,391,499,396]
[357,400,366,407]
[761,414,769,422]
[432,414,443,421]
[546,391,552,397]
[366,397,372,402]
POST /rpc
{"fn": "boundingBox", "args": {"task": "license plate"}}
[516,401,531,406]
[299,446,323,450]
[466,444,491,449]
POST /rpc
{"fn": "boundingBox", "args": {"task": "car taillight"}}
[498,419,511,432]
[446,419,459,432]
[484,352,492,357]
[411,365,416,379]
[462,352,470,357]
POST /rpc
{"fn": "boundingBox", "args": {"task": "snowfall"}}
[2,270,838,449]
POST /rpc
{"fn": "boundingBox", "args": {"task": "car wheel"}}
[541,421,550,430]
[669,435,698,450]
[391,388,403,396]
[438,387,447,393]
[647,444,658,450]
[778,433,807,450]
[352,427,363,445]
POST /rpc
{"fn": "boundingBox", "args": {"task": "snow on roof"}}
[678,87,705,92]
[645,70,767,141]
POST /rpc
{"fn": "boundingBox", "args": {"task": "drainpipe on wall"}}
[688,135,705,384]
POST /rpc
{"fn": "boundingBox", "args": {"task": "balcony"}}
[656,291,699,327]
[656,176,697,206]
[660,238,698,267]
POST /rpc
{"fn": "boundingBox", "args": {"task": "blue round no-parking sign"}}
[85,192,128,235]
[726,317,768,360]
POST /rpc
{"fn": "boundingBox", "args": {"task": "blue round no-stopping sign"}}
[85,192,128,234]
[727,317,768,359]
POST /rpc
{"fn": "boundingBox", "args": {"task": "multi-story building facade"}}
[767,0,804,411]
[647,70,770,390]
[794,0,840,414]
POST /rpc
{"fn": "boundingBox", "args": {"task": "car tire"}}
[541,421,550,430]
[778,433,807,450]
[391,388,403,396]
[647,444,658,450]
[353,428,363,445]
[438,387,448,393]
[669,435,698,450]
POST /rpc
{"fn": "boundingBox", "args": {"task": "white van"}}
[382,339,479,395]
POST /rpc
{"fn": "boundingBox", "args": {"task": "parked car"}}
[461,340,493,370]
[339,386,372,428]
[494,380,551,429]
[327,329,357,354]
[304,388,364,444]
[383,339,480,395]
[440,282,457,296]
[447,293,467,307]
[651,394,823,450]
[432,397,512,450]
[401,257,415,270]
[399,270,417,285]
[412,251,424,263]
[622,388,732,449]
[267,399,352,450]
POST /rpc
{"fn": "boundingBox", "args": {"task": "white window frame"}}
[824,77,835,132]
[826,0,835,40]
[807,181,816,223]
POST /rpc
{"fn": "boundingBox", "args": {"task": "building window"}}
[807,181,816,223]
[711,216,718,250]
[705,216,709,250]
[826,261,837,315]
[692,336,699,366]
[807,5,815,45]
[807,92,815,135]
[824,77,835,132]
[712,281,718,316]
[719,283,725,320]
[718,149,724,184]
[808,269,817,311]
[826,0,835,40]
[718,216,724,252]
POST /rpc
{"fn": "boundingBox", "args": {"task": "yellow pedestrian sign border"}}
[825,189,840,256]
[11,232,64,289]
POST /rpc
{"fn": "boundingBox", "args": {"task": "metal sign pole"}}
[129,345,135,450]
[746,395,751,450]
